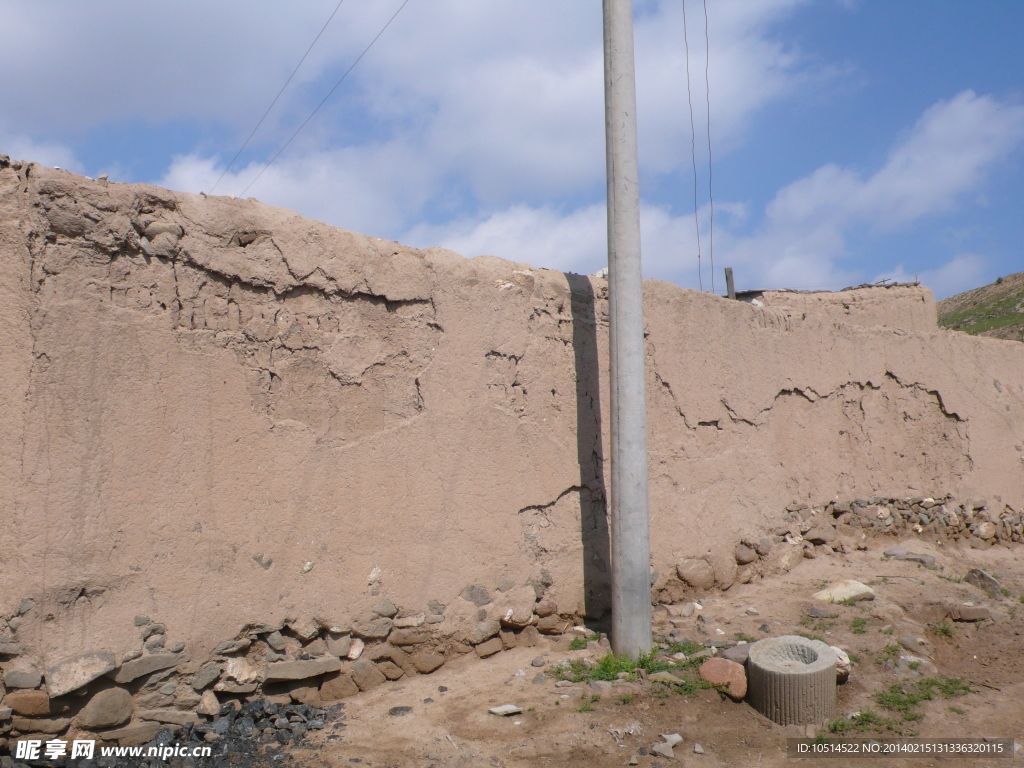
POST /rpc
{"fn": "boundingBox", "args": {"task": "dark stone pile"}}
[4,700,343,768]
[783,495,1024,547]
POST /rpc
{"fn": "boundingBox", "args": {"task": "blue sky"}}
[2,0,1022,298]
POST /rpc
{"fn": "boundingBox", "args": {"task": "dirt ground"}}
[284,537,1023,768]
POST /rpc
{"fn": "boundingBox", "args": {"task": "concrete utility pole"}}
[603,0,652,659]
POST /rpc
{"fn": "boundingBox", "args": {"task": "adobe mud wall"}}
[2,160,1023,668]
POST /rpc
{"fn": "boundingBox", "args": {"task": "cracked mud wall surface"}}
[1,164,1022,663]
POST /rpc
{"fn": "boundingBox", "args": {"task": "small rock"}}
[326,634,352,657]
[812,580,875,603]
[734,544,758,565]
[531,656,546,667]
[112,651,188,684]
[831,646,851,683]
[372,600,398,618]
[191,662,222,690]
[390,627,432,646]
[411,652,445,674]
[427,600,446,615]
[213,638,251,655]
[304,637,328,656]
[647,671,681,684]
[265,631,287,652]
[662,733,683,746]
[496,578,516,592]
[535,599,557,618]
[650,742,674,758]
[388,705,413,716]
[537,615,571,635]
[676,557,716,590]
[476,638,503,658]
[3,669,41,689]
[963,569,1002,597]
[320,671,360,700]
[286,618,320,641]
[392,614,425,628]
[4,690,50,717]
[350,659,386,691]
[352,617,393,640]
[0,641,21,656]
[264,657,341,683]
[897,634,928,653]
[378,661,404,680]
[953,605,992,622]
[134,616,151,626]
[698,658,747,700]
[721,643,751,665]
[745,606,759,616]
[489,704,522,716]
[76,687,133,729]
[804,526,837,544]
[694,743,705,754]
[196,690,220,716]
[462,585,492,607]
[807,606,837,619]
[138,708,201,726]
[11,716,70,734]
[141,623,166,640]
[347,637,365,659]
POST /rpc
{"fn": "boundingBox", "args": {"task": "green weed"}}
[852,617,868,634]
[568,636,588,651]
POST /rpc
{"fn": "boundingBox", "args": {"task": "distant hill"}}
[937,271,1024,342]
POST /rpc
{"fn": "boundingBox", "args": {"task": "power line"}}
[703,0,715,295]
[682,0,703,291]
[238,0,411,198]
[211,0,347,194]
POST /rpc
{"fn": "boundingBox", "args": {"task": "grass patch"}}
[568,636,589,651]
[948,706,965,715]
[932,622,954,638]
[800,615,836,633]
[875,643,902,665]
[852,617,868,634]
[875,678,972,722]
[1000,587,1011,598]
[667,640,705,657]
[616,693,637,705]
[577,693,600,712]
[553,650,668,683]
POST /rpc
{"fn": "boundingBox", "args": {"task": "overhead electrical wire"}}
[210,0,348,194]
[703,0,715,295]
[238,0,411,198]
[681,0,703,291]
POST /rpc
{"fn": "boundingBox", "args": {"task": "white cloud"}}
[723,91,1024,290]
[403,198,749,292]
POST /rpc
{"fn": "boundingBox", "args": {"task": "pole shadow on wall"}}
[565,273,611,627]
